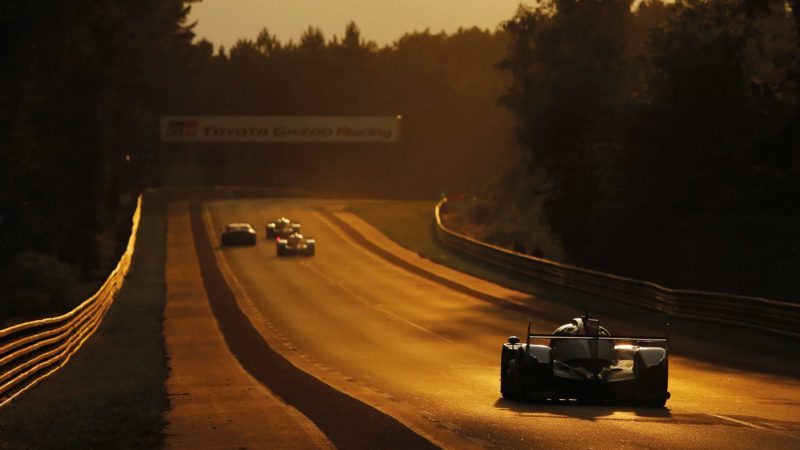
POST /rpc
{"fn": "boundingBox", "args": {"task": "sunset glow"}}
[189,0,525,48]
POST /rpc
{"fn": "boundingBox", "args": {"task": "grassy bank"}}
[345,200,581,303]
[0,193,168,450]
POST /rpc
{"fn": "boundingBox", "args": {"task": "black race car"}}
[266,217,301,239]
[276,232,315,256]
[500,315,669,406]
[221,223,257,246]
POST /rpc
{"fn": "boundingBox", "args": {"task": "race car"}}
[276,232,315,256]
[221,223,257,246]
[266,217,300,239]
[500,315,670,407]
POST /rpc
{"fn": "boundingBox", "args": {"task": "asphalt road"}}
[201,198,800,449]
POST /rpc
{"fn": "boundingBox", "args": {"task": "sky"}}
[188,0,526,50]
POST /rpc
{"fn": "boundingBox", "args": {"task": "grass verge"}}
[0,193,168,450]
[345,200,583,302]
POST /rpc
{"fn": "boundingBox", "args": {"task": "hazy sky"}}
[188,0,526,49]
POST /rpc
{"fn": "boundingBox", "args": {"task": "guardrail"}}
[0,195,142,408]
[435,198,800,339]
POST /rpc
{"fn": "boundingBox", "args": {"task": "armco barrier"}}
[435,198,800,339]
[0,195,142,408]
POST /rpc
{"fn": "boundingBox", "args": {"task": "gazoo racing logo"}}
[336,126,394,141]
[165,120,199,138]
[161,116,400,142]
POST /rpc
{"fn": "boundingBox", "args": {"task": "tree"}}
[637,0,799,216]
[299,26,326,53]
[256,27,282,56]
[499,0,637,259]
[1,0,197,319]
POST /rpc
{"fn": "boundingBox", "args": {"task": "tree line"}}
[0,1,196,322]
[164,23,513,197]
[497,0,799,299]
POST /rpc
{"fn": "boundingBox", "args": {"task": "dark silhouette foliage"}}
[0,0,196,321]
[499,0,800,299]
[164,25,513,198]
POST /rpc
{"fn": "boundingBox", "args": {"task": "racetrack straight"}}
[317,207,543,317]
[188,203,439,450]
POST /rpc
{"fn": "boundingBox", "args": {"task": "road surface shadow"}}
[493,398,673,422]
[495,398,800,434]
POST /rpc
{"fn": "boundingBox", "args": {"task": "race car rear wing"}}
[524,321,669,350]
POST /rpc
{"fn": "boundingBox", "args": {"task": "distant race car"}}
[500,315,670,407]
[276,232,315,257]
[266,217,301,239]
[221,223,257,246]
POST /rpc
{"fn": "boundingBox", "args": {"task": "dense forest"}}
[161,24,513,196]
[490,0,800,299]
[1,0,798,322]
[0,1,197,322]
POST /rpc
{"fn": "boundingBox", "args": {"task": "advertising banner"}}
[161,116,401,143]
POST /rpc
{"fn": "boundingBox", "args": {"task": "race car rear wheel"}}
[501,358,521,400]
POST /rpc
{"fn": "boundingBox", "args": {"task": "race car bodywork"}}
[221,223,257,246]
[277,232,315,256]
[500,316,669,406]
[266,217,301,239]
